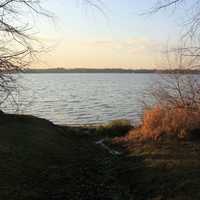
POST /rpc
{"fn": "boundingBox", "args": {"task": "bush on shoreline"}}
[114,75,200,143]
[115,105,200,143]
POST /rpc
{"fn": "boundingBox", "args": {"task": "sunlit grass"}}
[114,105,200,144]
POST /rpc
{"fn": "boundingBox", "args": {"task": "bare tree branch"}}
[0,0,51,107]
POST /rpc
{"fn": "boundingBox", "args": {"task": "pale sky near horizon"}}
[32,0,190,69]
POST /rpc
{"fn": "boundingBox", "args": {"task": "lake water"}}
[2,73,164,125]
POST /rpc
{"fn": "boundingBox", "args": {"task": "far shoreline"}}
[21,68,200,74]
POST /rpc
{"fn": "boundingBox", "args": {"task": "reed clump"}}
[118,104,200,142]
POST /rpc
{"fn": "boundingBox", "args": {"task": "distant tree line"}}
[23,68,200,74]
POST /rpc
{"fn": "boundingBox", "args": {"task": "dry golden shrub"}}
[121,105,200,141]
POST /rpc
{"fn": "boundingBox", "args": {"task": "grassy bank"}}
[0,112,200,199]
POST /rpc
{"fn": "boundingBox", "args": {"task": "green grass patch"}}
[95,119,133,137]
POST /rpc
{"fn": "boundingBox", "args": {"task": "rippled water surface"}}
[3,73,163,125]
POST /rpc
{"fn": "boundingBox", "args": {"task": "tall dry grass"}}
[113,106,200,145]
[125,105,200,141]
[114,74,200,143]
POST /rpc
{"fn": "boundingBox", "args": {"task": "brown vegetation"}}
[114,75,200,143]
[120,105,200,142]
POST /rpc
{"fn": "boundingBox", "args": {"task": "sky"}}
[31,0,189,69]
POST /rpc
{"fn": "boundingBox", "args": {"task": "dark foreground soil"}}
[0,112,200,200]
